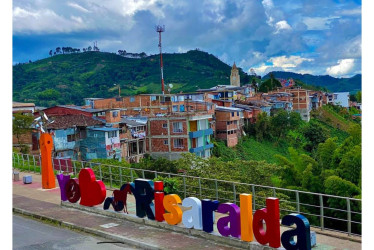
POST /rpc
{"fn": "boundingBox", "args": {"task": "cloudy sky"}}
[12,0,361,77]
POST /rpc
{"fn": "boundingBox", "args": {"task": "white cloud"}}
[67,2,90,13]
[326,59,355,77]
[339,8,361,16]
[270,55,313,68]
[274,20,291,33]
[13,7,87,34]
[252,55,314,75]
[303,16,339,30]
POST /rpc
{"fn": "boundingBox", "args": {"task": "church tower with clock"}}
[230,62,240,87]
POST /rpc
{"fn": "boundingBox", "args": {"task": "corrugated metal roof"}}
[13,102,35,108]
[57,105,106,113]
[89,127,119,132]
[46,115,104,129]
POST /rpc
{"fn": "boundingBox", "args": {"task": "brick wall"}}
[151,138,169,152]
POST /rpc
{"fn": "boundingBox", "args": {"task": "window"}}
[162,123,168,128]
[173,122,183,133]
[237,111,239,116]
[172,105,178,112]
[108,131,117,138]
[112,111,118,117]
[151,96,157,101]
[164,140,168,145]
[130,96,135,102]
[173,138,184,148]
[231,112,234,117]
[67,134,75,142]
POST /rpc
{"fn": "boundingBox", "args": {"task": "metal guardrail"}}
[13,152,362,236]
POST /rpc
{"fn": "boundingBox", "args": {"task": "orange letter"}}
[240,194,253,242]
[163,194,182,225]
[40,133,56,189]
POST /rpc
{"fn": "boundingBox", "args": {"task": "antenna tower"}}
[156,25,165,95]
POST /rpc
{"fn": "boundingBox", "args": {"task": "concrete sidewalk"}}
[13,172,361,249]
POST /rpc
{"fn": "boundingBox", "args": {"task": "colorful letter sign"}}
[57,176,312,249]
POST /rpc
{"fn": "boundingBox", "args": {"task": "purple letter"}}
[217,203,241,238]
[56,174,70,201]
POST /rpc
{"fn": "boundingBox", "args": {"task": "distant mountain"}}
[262,71,361,93]
[13,50,252,107]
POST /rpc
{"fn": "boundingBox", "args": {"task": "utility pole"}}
[156,25,165,95]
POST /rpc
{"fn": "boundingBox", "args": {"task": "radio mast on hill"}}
[156,25,165,95]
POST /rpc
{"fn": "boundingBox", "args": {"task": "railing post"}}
[272,187,276,197]
[17,153,20,166]
[198,178,202,199]
[99,164,103,181]
[347,198,351,236]
[155,171,158,179]
[22,154,25,169]
[142,170,145,179]
[81,161,84,171]
[27,154,30,171]
[52,156,55,171]
[119,167,123,186]
[39,155,41,173]
[252,185,256,210]
[233,183,236,204]
[33,155,36,173]
[296,191,300,213]
[58,158,62,172]
[65,159,68,173]
[130,169,134,182]
[319,195,324,230]
[109,165,112,188]
[215,180,218,200]
[73,161,77,176]
[168,173,171,178]
[183,176,187,199]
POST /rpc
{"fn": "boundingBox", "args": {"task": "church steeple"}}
[230,62,240,87]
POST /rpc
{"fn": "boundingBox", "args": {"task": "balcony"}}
[189,128,213,139]
[189,143,214,153]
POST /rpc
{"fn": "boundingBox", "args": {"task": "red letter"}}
[253,197,281,248]
[154,181,165,222]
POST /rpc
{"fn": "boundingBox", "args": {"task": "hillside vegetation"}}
[263,71,361,93]
[13,50,251,106]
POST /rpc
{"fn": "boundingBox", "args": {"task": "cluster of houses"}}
[13,63,358,163]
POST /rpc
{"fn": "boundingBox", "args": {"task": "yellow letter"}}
[240,194,253,242]
[163,194,183,225]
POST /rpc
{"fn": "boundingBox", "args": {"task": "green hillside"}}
[263,71,361,93]
[13,50,251,107]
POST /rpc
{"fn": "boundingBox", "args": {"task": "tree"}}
[49,50,52,57]
[348,124,361,145]
[324,175,360,198]
[356,91,362,103]
[316,137,338,170]
[270,110,289,138]
[56,47,61,54]
[302,120,328,152]
[13,113,34,145]
[255,112,271,141]
[338,145,361,185]
[87,46,92,51]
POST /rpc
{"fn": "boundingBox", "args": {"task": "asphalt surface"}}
[13,215,136,250]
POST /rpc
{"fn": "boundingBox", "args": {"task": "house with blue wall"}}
[80,127,121,161]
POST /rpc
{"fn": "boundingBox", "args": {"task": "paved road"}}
[13,215,136,250]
